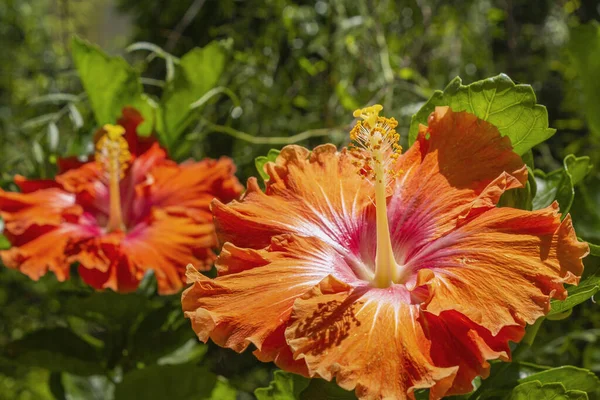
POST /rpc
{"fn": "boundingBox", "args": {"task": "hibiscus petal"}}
[285,275,458,400]
[1,223,95,281]
[211,145,374,278]
[387,107,528,263]
[182,235,346,370]
[0,188,78,235]
[74,232,141,293]
[422,310,524,396]
[123,208,218,294]
[414,203,588,334]
[148,156,242,212]
[14,175,61,192]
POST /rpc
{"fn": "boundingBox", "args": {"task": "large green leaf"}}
[64,290,153,328]
[159,42,226,143]
[569,22,600,137]
[408,74,554,155]
[128,305,197,365]
[549,275,600,317]
[518,366,600,398]
[509,381,588,400]
[533,155,592,215]
[4,328,104,376]
[471,361,550,399]
[114,363,235,400]
[255,371,310,400]
[71,37,155,134]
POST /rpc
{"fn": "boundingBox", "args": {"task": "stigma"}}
[350,105,407,288]
[95,124,131,232]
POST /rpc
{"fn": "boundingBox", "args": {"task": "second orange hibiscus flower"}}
[0,108,243,294]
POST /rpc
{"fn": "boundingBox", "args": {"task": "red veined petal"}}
[385,107,527,265]
[413,204,587,334]
[285,275,458,400]
[422,310,524,396]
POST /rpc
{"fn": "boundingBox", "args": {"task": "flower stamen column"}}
[350,105,408,288]
[95,124,131,232]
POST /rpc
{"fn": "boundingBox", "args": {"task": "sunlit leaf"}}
[159,41,226,144]
[408,74,554,155]
[71,36,155,135]
[549,275,600,317]
[255,371,310,400]
[518,366,600,398]
[508,381,588,400]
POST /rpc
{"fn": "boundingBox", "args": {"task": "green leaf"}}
[569,21,600,137]
[64,290,152,328]
[255,149,281,181]
[532,169,572,212]
[564,155,593,186]
[208,379,237,400]
[255,370,310,400]
[589,242,600,257]
[255,371,356,400]
[300,379,357,400]
[114,363,231,400]
[159,42,226,143]
[71,36,155,135]
[0,234,11,250]
[509,381,588,400]
[4,328,104,376]
[472,361,550,399]
[518,366,600,398]
[408,74,555,155]
[128,305,196,365]
[61,374,115,400]
[533,155,592,215]
[549,275,600,317]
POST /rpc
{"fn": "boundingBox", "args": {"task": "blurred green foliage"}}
[1,0,600,399]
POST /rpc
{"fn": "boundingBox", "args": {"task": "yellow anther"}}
[103,124,126,141]
[96,124,131,178]
[353,104,384,127]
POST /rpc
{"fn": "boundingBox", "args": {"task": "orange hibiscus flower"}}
[182,105,588,399]
[0,108,243,294]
